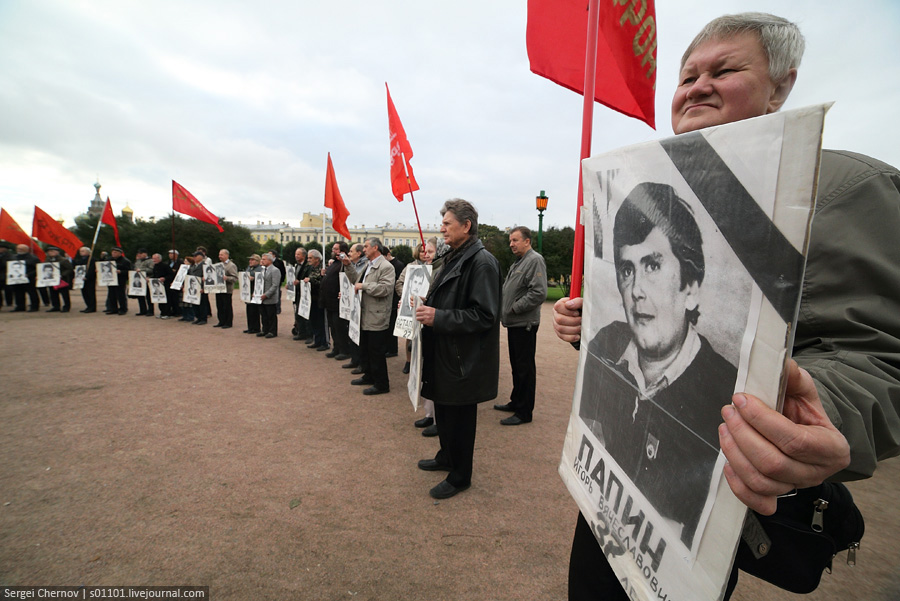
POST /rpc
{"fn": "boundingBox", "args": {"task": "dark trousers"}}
[294,304,310,338]
[387,301,399,354]
[328,309,350,355]
[246,303,261,332]
[215,293,233,326]
[145,289,155,315]
[200,293,213,321]
[507,325,538,421]
[433,403,478,488]
[309,305,327,347]
[260,303,278,335]
[49,286,70,311]
[194,295,208,322]
[568,512,739,600]
[14,283,39,310]
[165,288,180,316]
[360,328,389,390]
[81,283,96,311]
[137,294,150,315]
[108,286,128,313]
[38,286,50,306]
[2,284,13,308]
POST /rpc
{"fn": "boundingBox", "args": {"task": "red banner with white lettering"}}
[172,181,224,232]
[386,83,419,202]
[526,0,657,128]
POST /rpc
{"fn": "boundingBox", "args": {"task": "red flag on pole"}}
[386,83,419,202]
[526,0,657,128]
[172,181,224,232]
[1,208,45,260]
[32,206,84,258]
[101,197,122,247]
[324,153,352,240]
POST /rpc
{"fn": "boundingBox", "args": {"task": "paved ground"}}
[1,294,898,600]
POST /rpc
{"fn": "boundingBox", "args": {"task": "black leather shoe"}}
[46,307,60,312]
[213,324,223,328]
[402,362,410,374]
[493,403,515,412]
[417,459,450,472]
[292,335,302,340]
[194,320,207,325]
[335,354,352,361]
[363,386,389,396]
[342,362,358,369]
[422,424,438,437]
[306,342,319,348]
[256,332,267,337]
[220,325,231,329]
[316,345,330,352]
[351,367,365,375]
[351,377,373,386]
[429,480,469,499]
[414,417,434,428]
[385,351,398,358]
[500,415,531,426]
[325,350,339,358]
[265,333,277,338]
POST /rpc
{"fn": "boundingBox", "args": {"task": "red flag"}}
[172,181,224,232]
[386,83,419,202]
[31,206,83,258]
[526,0,657,128]
[101,197,122,247]
[0,208,45,260]
[324,153,352,240]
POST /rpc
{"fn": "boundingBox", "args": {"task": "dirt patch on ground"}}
[2,295,898,600]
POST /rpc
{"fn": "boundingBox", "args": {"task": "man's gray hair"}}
[296,247,307,256]
[682,12,805,83]
[152,253,162,260]
[220,249,230,257]
[440,198,478,237]
[365,238,384,255]
[308,249,322,260]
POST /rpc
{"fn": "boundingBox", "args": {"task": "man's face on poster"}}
[189,279,198,294]
[616,227,699,360]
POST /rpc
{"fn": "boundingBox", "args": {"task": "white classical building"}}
[238,212,441,249]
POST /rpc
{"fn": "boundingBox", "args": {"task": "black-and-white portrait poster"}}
[297,281,311,319]
[96,261,117,286]
[285,264,296,302]
[211,262,227,294]
[203,264,223,294]
[36,262,60,288]
[128,271,146,296]
[6,260,28,285]
[559,105,827,601]
[348,289,362,345]
[251,272,264,304]
[406,296,424,411]
[239,272,252,303]
[73,265,86,290]
[171,264,189,290]
[149,278,167,304]
[183,275,202,305]
[338,272,353,320]
[394,264,432,339]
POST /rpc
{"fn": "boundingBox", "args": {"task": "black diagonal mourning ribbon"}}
[660,132,805,324]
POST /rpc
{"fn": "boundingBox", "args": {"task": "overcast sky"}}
[1,0,898,237]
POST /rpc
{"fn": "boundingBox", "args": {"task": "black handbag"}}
[736,482,865,594]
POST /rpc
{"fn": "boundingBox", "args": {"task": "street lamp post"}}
[536,190,549,254]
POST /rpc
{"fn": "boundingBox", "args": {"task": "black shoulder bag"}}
[735,481,865,594]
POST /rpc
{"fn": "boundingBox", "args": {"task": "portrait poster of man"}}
[149,278,167,304]
[348,289,362,345]
[36,262,60,288]
[406,296,424,411]
[297,281,311,319]
[393,264,432,339]
[96,261,117,286]
[211,262,227,293]
[73,265,86,290]
[338,272,353,320]
[171,264,189,290]
[7,260,28,285]
[128,270,146,296]
[183,275,202,305]
[251,272,264,304]
[239,272,252,303]
[558,106,826,600]
[202,264,218,293]
[285,264,296,302]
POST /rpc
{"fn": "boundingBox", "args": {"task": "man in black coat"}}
[73,247,97,313]
[321,241,352,359]
[10,244,40,312]
[415,199,501,499]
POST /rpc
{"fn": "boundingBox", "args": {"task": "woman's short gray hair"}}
[682,12,805,83]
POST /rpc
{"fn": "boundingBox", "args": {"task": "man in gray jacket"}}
[258,252,281,338]
[495,226,547,425]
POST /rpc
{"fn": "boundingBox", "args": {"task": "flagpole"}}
[401,152,426,249]
[88,213,103,263]
[321,212,326,259]
[569,0,601,300]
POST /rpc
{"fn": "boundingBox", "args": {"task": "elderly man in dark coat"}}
[415,198,501,499]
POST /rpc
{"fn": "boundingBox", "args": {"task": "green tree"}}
[479,223,515,276]
[390,244,413,265]
[541,226,575,295]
